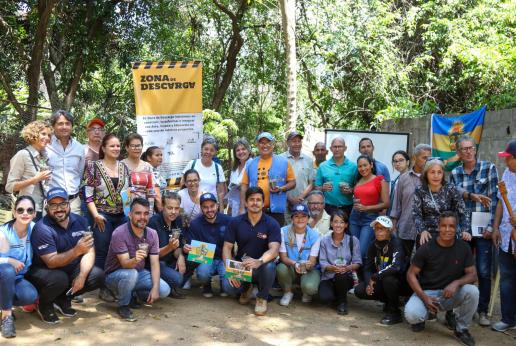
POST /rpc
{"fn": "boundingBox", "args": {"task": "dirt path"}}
[5,287,515,346]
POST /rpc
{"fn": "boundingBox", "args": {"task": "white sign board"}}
[325,130,410,180]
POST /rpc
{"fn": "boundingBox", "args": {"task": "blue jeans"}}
[160,261,183,290]
[184,259,228,290]
[0,263,38,310]
[105,269,170,307]
[404,284,479,331]
[91,212,127,269]
[473,237,492,313]
[349,210,378,260]
[499,249,516,325]
[223,261,276,299]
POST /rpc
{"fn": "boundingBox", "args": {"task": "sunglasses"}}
[16,207,35,215]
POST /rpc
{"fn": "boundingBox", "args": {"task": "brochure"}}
[187,240,216,264]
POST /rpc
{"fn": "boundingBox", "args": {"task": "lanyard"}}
[296,232,308,260]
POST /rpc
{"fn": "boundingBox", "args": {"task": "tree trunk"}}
[279,0,297,133]
[25,0,57,121]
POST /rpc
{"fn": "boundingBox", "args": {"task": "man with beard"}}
[307,190,331,235]
[183,192,232,298]
[27,187,104,324]
[104,198,170,322]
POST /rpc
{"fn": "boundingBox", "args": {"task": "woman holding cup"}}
[318,210,361,315]
[349,155,389,260]
[277,204,321,306]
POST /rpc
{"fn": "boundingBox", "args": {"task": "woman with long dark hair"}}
[0,196,39,338]
[228,138,252,216]
[349,155,389,260]
[318,210,361,315]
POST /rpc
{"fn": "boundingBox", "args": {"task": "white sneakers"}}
[279,292,294,306]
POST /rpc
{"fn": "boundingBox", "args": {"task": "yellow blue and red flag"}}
[431,106,486,171]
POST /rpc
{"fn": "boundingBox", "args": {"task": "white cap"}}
[370,215,393,229]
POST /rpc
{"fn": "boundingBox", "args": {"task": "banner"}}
[431,106,486,171]
[132,61,203,179]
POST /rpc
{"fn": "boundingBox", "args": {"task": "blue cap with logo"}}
[46,187,69,202]
[200,192,218,204]
[256,132,275,142]
[290,204,309,217]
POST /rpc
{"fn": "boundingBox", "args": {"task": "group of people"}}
[0,109,514,346]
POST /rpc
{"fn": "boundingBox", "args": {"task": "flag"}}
[431,106,486,171]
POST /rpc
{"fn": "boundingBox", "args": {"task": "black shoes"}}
[445,310,457,330]
[117,306,137,322]
[454,329,475,346]
[381,313,403,325]
[336,302,348,315]
[54,298,77,317]
[129,296,142,309]
[411,322,425,332]
[37,305,61,325]
[169,288,186,299]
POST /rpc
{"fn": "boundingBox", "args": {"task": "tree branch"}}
[0,71,25,115]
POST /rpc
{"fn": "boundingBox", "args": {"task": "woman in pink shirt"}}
[349,155,389,260]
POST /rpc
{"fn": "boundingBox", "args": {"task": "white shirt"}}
[280,232,321,257]
[183,159,226,197]
[47,135,85,195]
[178,188,201,220]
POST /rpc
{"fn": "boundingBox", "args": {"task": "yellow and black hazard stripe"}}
[132,61,202,69]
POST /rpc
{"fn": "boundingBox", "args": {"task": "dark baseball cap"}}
[287,131,303,141]
[46,187,69,202]
[290,204,309,217]
[497,140,516,157]
[200,192,218,204]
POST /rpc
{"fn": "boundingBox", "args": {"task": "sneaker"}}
[219,291,228,297]
[37,305,60,325]
[478,312,490,327]
[72,295,84,304]
[117,306,137,322]
[301,293,312,303]
[427,312,437,321]
[182,279,192,290]
[381,313,403,325]
[99,288,116,303]
[1,315,16,338]
[411,322,425,332]
[53,301,77,317]
[255,297,268,316]
[202,285,214,298]
[337,302,348,315]
[491,320,516,332]
[21,303,37,313]
[129,296,142,309]
[279,292,294,306]
[445,310,457,330]
[239,285,253,305]
[454,329,475,346]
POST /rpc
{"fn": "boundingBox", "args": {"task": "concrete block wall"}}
[381,108,516,175]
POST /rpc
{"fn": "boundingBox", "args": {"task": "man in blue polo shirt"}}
[183,192,232,298]
[315,137,357,217]
[223,186,281,316]
[358,137,391,183]
[27,187,104,324]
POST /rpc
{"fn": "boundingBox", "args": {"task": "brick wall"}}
[381,108,516,174]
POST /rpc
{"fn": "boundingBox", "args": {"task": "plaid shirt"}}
[450,160,499,228]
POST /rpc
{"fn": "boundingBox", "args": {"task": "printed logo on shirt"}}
[257,232,268,239]
[38,244,49,250]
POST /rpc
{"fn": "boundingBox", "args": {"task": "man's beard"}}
[50,209,70,223]
[131,218,147,229]
[309,210,321,218]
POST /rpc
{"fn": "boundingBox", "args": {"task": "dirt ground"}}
[4,283,515,346]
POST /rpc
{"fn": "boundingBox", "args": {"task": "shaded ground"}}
[4,285,515,346]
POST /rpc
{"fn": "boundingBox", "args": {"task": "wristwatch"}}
[258,258,264,266]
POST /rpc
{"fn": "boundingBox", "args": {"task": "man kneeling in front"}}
[104,198,170,322]
[405,211,479,346]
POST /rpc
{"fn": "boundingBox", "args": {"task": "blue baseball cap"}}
[290,204,309,217]
[256,132,275,142]
[200,192,218,204]
[46,187,69,202]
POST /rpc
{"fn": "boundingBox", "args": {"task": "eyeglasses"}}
[88,127,105,133]
[48,201,69,210]
[308,202,324,206]
[459,146,475,152]
[186,179,200,184]
[16,207,35,215]
[129,144,142,149]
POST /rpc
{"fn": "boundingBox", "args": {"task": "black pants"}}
[324,204,352,219]
[319,273,353,305]
[355,275,401,314]
[26,264,105,309]
[401,239,415,259]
